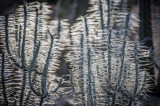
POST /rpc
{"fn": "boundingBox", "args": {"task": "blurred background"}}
[0,0,89,23]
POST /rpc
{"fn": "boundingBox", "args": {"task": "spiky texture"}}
[66,0,152,105]
[0,52,23,105]
[0,1,70,105]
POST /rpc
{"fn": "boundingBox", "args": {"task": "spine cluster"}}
[0,0,153,106]
[66,0,151,105]
[0,2,69,106]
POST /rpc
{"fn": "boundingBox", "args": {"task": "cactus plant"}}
[0,0,154,105]
[66,0,152,105]
[0,1,70,105]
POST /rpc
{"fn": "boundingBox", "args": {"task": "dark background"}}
[0,0,89,23]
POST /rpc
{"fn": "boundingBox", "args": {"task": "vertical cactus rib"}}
[84,16,93,105]
[99,0,108,81]
[0,0,153,105]
[86,47,93,105]
[5,12,21,68]
[111,13,130,106]
[15,19,18,42]
[80,34,85,103]
[128,43,139,105]
[41,35,54,95]
[99,0,104,31]
[107,0,110,27]
[25,6,40,106]
[107,27,112,81]
[40,32,54,105]
[21,2,27,67]
[4,13,16,64]
[28,30,62,105]
[28,41,41,96]
[19,3,27,106]
[18,25,22,58]
[5,12,9,55]
[19,67,27,106]
[1,53,8,106]
[1,1,65,105]
[111,41,126,106]
[67,0,148,105]
[57,20,61,38]
[133,44,139,95]
[33,8,38,53]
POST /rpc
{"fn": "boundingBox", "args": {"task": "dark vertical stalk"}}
[111,41,126,106]
[28,42,41,96]
[133,44,139,97]
[107,0,112,83]
[87,47,93,106]
[80,34,85,104]
[5,12,21,67]
[99,0,108,80]
[5,13,9,55]
[21,3,27,67]
[1,53,8,106]
[28,31,61,104]
[107,30,112,80]
[40,34,54,106]
[39,97,43,106]
[101,0,112,92]
[34,8,38,53]
[92,76,97,106]
[84,16,94,106]
[19,2,27,106]
[25,8,39,106]
[107,0,110,27]
[15,19,18,42]
[111,13,130,106]
[99,0,104,31]
[57,20,61,39]
[18,25,22,58]
[128,44,139,106]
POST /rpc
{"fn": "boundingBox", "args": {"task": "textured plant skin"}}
[0,0,154,106]
[0,1,70,106]
[66,0,152,105]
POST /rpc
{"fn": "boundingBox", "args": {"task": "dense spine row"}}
[66,0,151,105]
[0,0,154,105]
[0,1,70,105]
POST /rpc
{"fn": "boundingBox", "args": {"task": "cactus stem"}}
[107,0,111,27]
[79,34,85,103]
[5,12,21,68]
[19,3,28,106]
[57,19,61,39]
[28,41,41,96]
[18,25,22,58]
[99,0,104,30]
[111,13,130,106]
[33,8,38,53]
